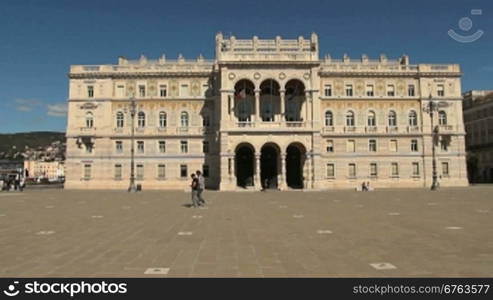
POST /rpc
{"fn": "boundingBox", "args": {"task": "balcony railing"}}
[438,125,454,132]
[386,126,399,133]
[407,126,421,133]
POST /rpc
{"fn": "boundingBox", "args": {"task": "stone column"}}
[305,91,311,125]
[254,89,261,123]
[305,153,312,189]
[279,152,286,190]
[255,154,261,190]
[230,156,235,184]
[279,89,286,122]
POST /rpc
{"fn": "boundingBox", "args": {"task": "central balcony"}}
[232,121,309,132]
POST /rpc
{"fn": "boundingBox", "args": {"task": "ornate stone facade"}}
[65,33,468,190]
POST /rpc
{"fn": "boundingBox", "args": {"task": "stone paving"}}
[0,186,492,277]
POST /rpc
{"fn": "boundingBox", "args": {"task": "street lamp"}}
[128,94,137,192]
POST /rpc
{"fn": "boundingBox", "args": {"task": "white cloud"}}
[13,98,42,112]
[47,103,68,117]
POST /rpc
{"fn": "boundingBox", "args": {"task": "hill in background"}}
[0,131,66,160]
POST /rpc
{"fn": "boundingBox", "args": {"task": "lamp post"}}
[128,95,137,192]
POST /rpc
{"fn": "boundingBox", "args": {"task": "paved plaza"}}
[0,186,492,277]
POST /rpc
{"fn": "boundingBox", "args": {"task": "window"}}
[116,85,125,97]
[137,141,144,153]
[388,110,397,127]
[325,111,333,126]
[85,143,93,154]
[159,85,167,97]
[158,141,166,153]
[203,165,209,178]
[158,164,166,179]
[326,140,334,153]
[180,140,188,153]
[159,112,167,128]
[438,111,447,125]
[203,114,211,127]
[348,163,356,178]
[366,85,374,96]
[369,139,377,152]
[180,84,189,96]
[114,164,122,180]
[180,164,188,178]
[440,138,448,151]
[437,84,445,97]
[324,84,332,97]
[441,162,449,176]
[411,139,418,152]
[345,84,353,96]
[408,110,417,126]
[138,85,146,97]
[347,140,355,152]
[346,111,355,127]
[137,112,146,127]
[367,111,376,126]
[408,84,415,97]
[370,163,378,177]
[391,162,399,177]
[387,85,395,96]
[180,111,189,127]
[412,162,420,176]
[390,139,398,152]
[85,112,94,128]
[203,141,209,153]
[116,112,124,128]
[83,164,91,180]
[136,164,144,180]
[327,163,335,178]
[87,85,94,98]
[115,141,123,153]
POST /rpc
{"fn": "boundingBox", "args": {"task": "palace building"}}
[65,33,468,190]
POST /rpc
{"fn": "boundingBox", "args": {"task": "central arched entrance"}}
[286,143,306,189]
[235,144,255,188]
[260,143,279,189]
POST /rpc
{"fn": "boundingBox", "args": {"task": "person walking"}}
[190,174,200,208]
[196,170,206,206]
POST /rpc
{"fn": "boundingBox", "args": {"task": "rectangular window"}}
[137,141,144,153]
[347,140,356,152]
[83,164,91,180]
[159,85,167,97]
[408,84,415,97]
[412,162,420,176]
[203,141,209,153]
[136,164,144,180]
[203,164,209,178]
[180,140,188,153]
[387,85,395,96]
[180,84,189,97]
[324,84,332,97]
[115,141,123,153]
[116,85,125,97]
[440,138,448,152]
[370,163,378,177]
[158,141,166,153]
[391,162,399,177]
[326,140,334,153]
[345,84,353,97]
[411,139,418,152]
[366,85,374,96]
[87,85,94,98]
[437,84,445,97]
[390,139,398,152]
[369,139,377,152]
[442,162,449,176]
[180,164,188,178]
[327,163,335,178]
[114,164,122,180]
[138,85,146,97]
[158,164,166,179]
[348,163,356,178]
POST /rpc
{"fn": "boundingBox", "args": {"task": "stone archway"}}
[235,143,255,188]
[286,143,306,189]
[260,143,280,189]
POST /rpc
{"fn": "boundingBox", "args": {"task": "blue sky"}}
[0,0,491,133]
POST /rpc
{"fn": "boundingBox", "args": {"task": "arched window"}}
[159,111,167,128]
[85,112,94,128]
[346,111,355,127]
[408,110,417,126]
[367,111,376,127]
[438,111,447,125]
[137,112,146,128]
[116,112,124,128]
[325,111,333,126]
[388,110,397,127]
[180,111,189,127]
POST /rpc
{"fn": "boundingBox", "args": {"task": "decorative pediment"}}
[80,102,98,110]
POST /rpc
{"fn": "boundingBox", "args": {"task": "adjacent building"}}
[65,33,468,190]
[463,90,493,183]
[24,160,65,181]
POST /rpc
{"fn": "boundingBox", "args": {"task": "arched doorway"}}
[234,79,255,123]
[260,143,279,189]
[284,79,305,122]
[286,143,306,189]
[259,79,280,122]
[235,144,255,188]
